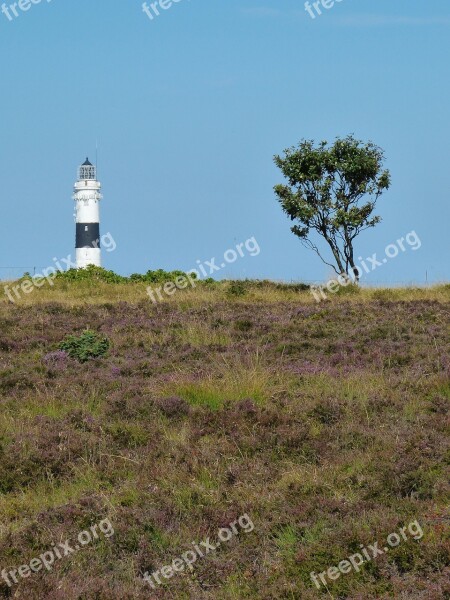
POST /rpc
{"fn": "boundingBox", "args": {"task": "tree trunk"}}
[347,243,359,283]
[324,236,345,276]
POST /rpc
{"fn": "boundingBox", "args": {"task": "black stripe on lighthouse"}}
[76,223,100,249]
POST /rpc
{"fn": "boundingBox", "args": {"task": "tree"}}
[274,135,391,280]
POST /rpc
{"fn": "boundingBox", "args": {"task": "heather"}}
[0,285,449,599]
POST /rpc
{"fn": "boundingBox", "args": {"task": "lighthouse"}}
[73,158,102,268]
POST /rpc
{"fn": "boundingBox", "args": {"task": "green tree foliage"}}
[274,135,391,279]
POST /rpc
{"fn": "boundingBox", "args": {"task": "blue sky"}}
[0,0,449,284]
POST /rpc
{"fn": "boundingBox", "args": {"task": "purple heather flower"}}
[43,350,68,365]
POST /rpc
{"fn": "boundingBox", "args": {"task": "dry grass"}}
[1,276,449,307]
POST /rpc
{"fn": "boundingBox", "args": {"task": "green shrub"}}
[58,330,110,363]
[129,269,195,284]
[275,282,310,292]
[54,266,195,286]
[227,281,248,297]
[55,265,127,283]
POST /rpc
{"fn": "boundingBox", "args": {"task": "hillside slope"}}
[0,286,449,599]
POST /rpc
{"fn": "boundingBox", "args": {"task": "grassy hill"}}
[0,280,449,599]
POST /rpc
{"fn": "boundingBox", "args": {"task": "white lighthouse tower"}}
[73,158,102,268]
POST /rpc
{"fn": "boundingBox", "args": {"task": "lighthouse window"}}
[85,226,89,232]
[79,166,96,180]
